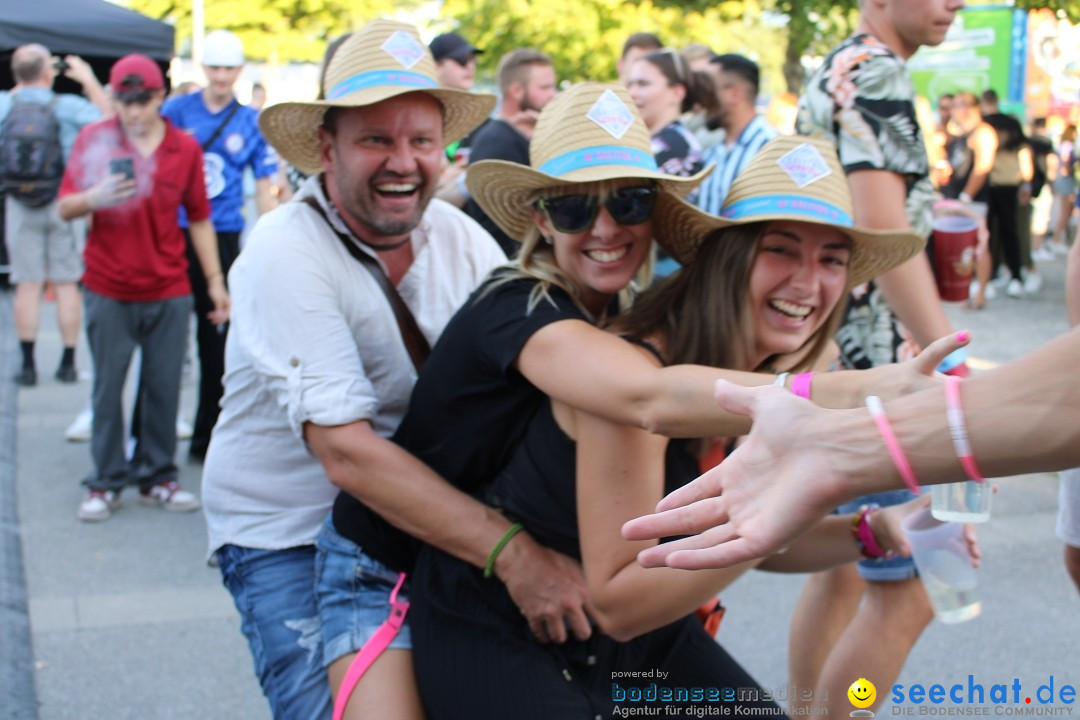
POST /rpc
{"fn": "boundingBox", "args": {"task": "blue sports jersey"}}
[162,92,277,232]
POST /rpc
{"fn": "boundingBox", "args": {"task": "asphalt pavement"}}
[1,250,1076,719]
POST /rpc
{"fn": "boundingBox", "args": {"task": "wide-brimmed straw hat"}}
[260,19,496,174]
[660,135,926,287]
[466,82,711,243]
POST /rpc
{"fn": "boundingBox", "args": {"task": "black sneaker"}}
[15,368,37,387]
[55,365,78,383]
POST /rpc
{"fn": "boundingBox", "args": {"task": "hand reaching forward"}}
[623,380,864,570]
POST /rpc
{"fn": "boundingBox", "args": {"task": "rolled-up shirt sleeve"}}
[228,217,379,443]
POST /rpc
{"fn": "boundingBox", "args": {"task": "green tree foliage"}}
[1014,0,1080,22]
[436,0,789,90]
[638,0,857,92]
[652,0,1080,92]
[122,0,413,63]
[123,0,1080,95]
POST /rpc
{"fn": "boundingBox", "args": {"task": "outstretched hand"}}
[623,380,857,570]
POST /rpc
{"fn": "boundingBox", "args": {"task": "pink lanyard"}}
[332,572,410,720]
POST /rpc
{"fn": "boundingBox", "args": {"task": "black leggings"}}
[987,185,1023,282]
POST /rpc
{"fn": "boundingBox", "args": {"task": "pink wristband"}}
[865,396,921,495]
[855,505,893,559]
[944,376,985,483]
[790,372,814,399]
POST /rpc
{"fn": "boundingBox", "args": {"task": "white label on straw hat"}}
[586,90,635,140]
[778,143,833,188]
[381,31,426,69]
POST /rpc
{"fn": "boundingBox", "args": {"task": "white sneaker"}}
[1023,272,1043,295]
[176,417,193,440]
[65,408,93,442]
[1032,247,1056,262]
[138,480,201,512]
[1048,241,1070,256]
[1006,279,1024,297]
[77,489,121,522]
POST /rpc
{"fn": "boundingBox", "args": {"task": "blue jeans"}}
[216,544,332,720]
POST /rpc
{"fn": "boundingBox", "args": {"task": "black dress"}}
[409,364,785,719]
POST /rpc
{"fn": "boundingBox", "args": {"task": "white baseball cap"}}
[202,30,244,67]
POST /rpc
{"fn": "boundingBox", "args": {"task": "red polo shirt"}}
[60,116,210,302]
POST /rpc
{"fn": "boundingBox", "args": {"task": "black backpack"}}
[0,94,64,207]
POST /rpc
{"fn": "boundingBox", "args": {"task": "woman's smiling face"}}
[532,181,657,317]
[747,220,851,365]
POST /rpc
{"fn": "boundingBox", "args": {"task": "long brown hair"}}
[612,222,846,374]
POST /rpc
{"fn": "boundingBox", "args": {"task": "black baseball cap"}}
[429,32,483,63]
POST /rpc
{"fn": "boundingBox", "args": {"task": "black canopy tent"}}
[0,0,174,90]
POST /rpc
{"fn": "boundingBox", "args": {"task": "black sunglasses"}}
[536,186,659,234]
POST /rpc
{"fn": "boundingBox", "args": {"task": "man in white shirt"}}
[202,20,588,719]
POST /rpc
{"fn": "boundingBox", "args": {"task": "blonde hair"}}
[479,180,657,320]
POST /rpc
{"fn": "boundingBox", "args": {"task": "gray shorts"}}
[4,195,84,283]
[1057,468,1080,547]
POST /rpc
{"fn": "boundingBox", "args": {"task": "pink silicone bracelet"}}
[865,396,921,495]
[790,372,814,399]
[944,376,986,483]
[857,505,892,559]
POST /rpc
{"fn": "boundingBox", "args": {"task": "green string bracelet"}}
[483,522,525,578]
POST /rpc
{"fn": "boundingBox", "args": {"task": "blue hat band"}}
[721,195,854,227]
[537,145,658,178]
[327,70,438,100]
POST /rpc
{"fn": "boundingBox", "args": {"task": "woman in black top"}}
[406,137,934,718]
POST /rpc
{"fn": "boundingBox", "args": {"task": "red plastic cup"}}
[931,216,978,302]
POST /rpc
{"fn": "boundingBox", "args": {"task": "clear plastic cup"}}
[931,480,992,523]
[902,508,981,624]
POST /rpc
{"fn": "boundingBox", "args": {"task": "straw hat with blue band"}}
[259,19,496,174]
[466,82,712,245]
[658,135,926,287]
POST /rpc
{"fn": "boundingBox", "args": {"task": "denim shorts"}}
[314,515,412,668]
[837,489,918,582]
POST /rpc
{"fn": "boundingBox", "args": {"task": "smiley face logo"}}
[848,678,877,709]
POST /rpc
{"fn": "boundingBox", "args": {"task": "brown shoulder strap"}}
[302,196,431,372]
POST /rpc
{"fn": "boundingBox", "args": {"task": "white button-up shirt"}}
[201,176,506,558]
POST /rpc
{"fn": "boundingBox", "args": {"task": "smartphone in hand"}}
[109,157,135,181]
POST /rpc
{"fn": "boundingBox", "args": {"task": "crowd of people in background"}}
[1,0,1078,717]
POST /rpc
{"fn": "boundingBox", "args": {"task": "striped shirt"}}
[693,115,778,216]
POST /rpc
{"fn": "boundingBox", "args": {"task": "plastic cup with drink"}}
[931,214,979,302]
[902,508,981,624]
[931,480,992,523]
